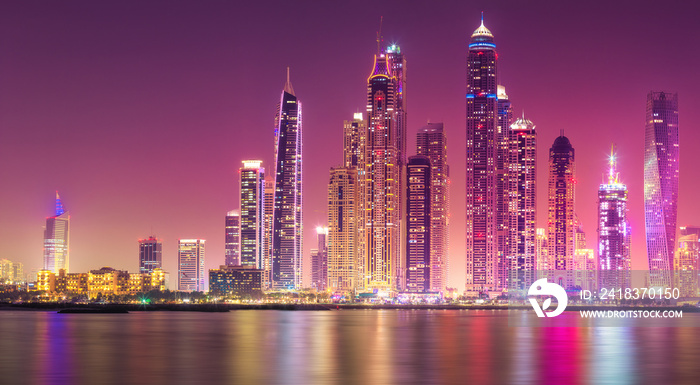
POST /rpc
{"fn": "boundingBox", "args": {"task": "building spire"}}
[608,144,619,184]
[376,16,384,54]
[55,191,65,216]
[284,67,295,96]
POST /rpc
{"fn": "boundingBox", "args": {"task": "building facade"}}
[44,192,70,273]
[225,211,241,266]
[416,123,450,292]
[178,239,205,292]
[272,69,303,290]
[405,155,431,293]
[139,236,162,274]
[240,160,265,269]
[209,265,263,297]
[327,167,358,293]
[310,227,328,292]
[644,91,679,288]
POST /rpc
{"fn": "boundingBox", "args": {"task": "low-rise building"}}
[209,265,263,297]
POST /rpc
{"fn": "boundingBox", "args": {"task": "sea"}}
[1,309,699,384]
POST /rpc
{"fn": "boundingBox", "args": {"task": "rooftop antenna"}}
[481,11,484,26]
[376,16,384,54]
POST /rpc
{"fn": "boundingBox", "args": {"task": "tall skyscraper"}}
[44,192,70,274]
[240,160,265,269]
[416,123,450,292]
[139,236,162,274]
[178,239,205,292]
[327,166,358,293]
[362,46,402,292]
[644,91,679,288]
[535,228,551,271]
[272,69,303,290]
[598,148,631,288]
[310,227,328,292]
[508,115,536,290]
[495,85,513,290]
[547,135,576,288]
[405,155,431,293]
[225,211,241,266]
[676,228,699,296]
[343,113,367,169]
[262,176,275,289]
[465,16,499,294]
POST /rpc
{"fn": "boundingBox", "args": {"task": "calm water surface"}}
[1,310,699,384]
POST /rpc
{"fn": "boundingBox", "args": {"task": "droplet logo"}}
[528,278,568,317]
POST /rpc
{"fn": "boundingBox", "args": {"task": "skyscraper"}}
[362,46,401,292]
[178,239,205,292]
[676,228,699,297]
[262,176,275,289]
[598,148,631,289]
[310,227,328,292]
[240,160,265,269]
[139,236,162,274]
[343,113,367,169]
[44,192,70,274]
[272,69,303,290]
[416,123,449,292]
[495,85,513,291]
[547,135,576,288]
[509,115,536,290]
[405,155,431,293]
[465,16,499,294]
[644,91,679,288]
[225,211,241,266]
[327,166,358,293]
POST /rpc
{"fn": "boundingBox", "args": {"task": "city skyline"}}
[2,1,700,289]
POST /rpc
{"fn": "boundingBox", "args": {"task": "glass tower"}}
[139,236,162,274]
[547,135,576,288]
[240,160,265,269]
[272,69,303,290]
[405,155,431,293]
[225,211,240,266]
[44,192,70,274]
[644,91,679,288]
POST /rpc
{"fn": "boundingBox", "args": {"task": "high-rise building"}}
[597,148,631,289]
[262,177,275,289]
[327,167,358,293]
[240,160,265,269]
[508,115,536,290]
[344,113,367,169]
[139,236,162,274]
[272,69,303,290]
[405,155,431,293]
[465,17,499,294]
[0,259,24,284]
[547,135,576,288]
[225,211,241,266]
[178,239,205,292]
[310,227,328,292]
[535,228,552,271]
[495,85,513,291]
[361,46,402,292]
[44,192,70,274]
[675,231,699,297]
[644,91,679,288]
[416,123,450,292]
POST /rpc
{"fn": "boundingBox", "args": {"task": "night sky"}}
[1,0,699,289]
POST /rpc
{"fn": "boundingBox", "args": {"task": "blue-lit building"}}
[44,192,70,273]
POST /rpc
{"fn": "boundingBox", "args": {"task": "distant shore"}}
[2,302,699,313]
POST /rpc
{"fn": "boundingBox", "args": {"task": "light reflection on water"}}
[0,310,699,384]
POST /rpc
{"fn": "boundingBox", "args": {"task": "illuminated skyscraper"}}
[139,236,162,274]
[465,16,499,294]
[598,148,631,288]
[416,123,449,292]
[262,177,275,289]
[508,115,536,290]
[676,228,699,296]
[535,228,551,271]
[644,91,679,288]
[327,166,358,293]
[362,46,401,292]
[495,85,513,290]
[178,239,205,292]
[44,192,70,274]
[310,227,328,292]
[272,69,303,290]
[405,155,431,293]
[225,211,240,266]
[547,135,576,288]
[343,113,367,169]
[240,160,265,269]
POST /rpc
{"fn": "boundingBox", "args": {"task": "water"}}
[1,310,699,384]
